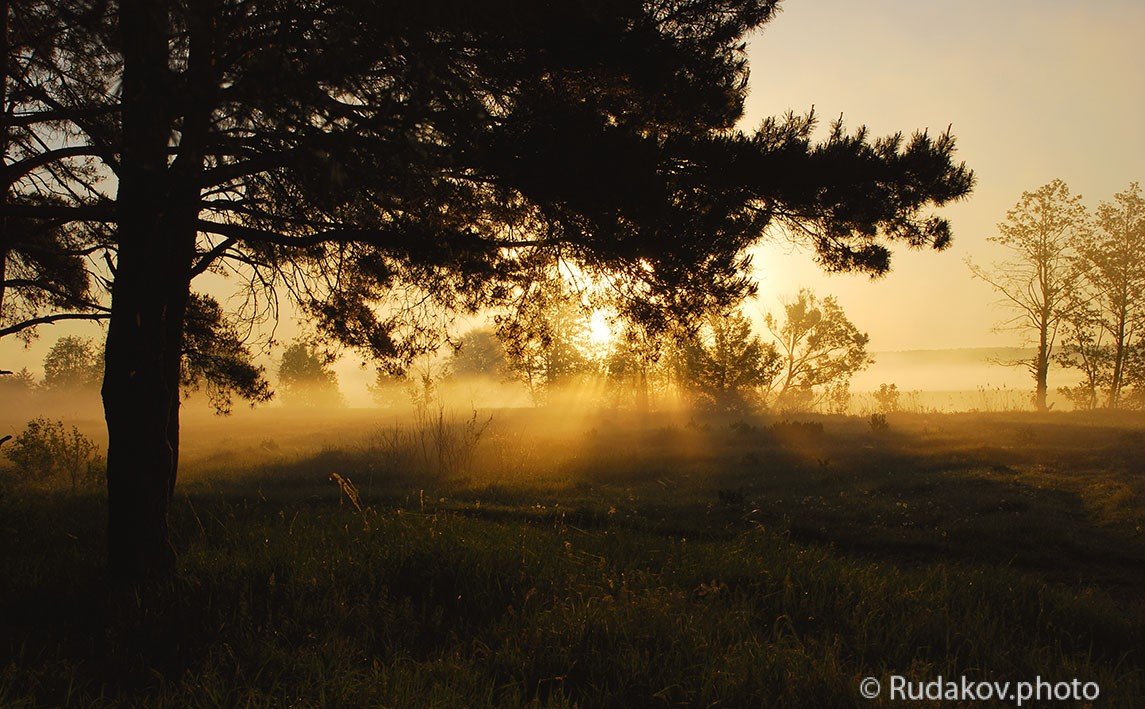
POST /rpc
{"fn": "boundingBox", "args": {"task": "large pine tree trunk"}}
[103,0,189,583]
[1,0,10,317]
[105,0,215,583]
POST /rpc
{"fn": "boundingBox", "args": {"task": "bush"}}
[874,383,900,413]
[868,413,889,433]
[3,418,104,491]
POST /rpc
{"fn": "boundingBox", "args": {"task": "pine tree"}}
[3,0,973,581]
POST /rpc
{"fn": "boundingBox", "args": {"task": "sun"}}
[587,309,613,350]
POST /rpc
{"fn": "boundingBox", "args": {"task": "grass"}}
[2,408,1144,706]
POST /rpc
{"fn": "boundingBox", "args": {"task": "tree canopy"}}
[277,341,342,407]
[40,335,102,391]
[674,308,778,412]
[4,0,973,358]
[1055,182,1145,409]
[766,289,870,409]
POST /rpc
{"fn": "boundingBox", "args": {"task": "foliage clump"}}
[278,342,343,407]
[3,418,103,491]
[40,336,102,392]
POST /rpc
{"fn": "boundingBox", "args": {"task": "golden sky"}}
[743,0,1145,349]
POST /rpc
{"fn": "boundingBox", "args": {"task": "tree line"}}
[375,275,870,414]
[3,334,341,407]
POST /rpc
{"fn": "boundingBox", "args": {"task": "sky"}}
[3,0,1144,381]
[741,0,1145,350]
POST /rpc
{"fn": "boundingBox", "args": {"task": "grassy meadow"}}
[2,406,1144,706]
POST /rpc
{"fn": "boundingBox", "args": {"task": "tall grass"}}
[2,492,1142,706]
[2,409,1144,705]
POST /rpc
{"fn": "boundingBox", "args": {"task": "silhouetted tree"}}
[182,294,273,414]
[449,329,507,379]
[5,0,974,581]
[1055,303,1107,411]
[497,273,592,403]
[278,342,341,407]
[41,335,102,391]
[1083,183,1145,407]
[0,367,36,404]
[0,0,114,342]
[1055,183,1145,409]
[968,180,1089,411]
[874,383,901,414]
[604,320,670,412]
[1124,344,1145,409]
[673,308,779,412]
[766,289,870,410]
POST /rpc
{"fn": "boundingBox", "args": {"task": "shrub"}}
[868,413,889,433]
[874,383,900,413]
[3,418,104,491]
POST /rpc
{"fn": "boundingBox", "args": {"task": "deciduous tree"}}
[765,289,870,410]
[449,329,507,379]
[41,335,102,391]
[278,341,341,407]
[1084,183,1145,407]
[968,180,1089,411]
[497,272,593,403]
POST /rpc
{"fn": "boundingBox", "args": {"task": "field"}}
[2,407,1145,706]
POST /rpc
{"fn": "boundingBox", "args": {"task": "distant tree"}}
[449,329,507,379]
[402,356,450,414]
[874,383,901,413]
[372,349,453,411]
[0,367,36,402]
[1055,300,1108,411]
[1082,183,1145,407]
[604,320,670,412]
[673,308,780,412]
[277,342,342,407]
[1123,344,1145,410]
[497,274,593,403]
[968,180,1090,411]
[766,290,870,410]
[41,335,102,391]
[369,368,406,409]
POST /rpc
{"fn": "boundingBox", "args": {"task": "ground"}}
[1,407,1144,706]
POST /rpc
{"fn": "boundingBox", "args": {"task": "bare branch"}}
[0,311,110,338]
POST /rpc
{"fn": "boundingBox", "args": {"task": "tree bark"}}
[105,0,217,583]
[1110,305,1127,408]
[1,0,11,317]
[104,0,186,583]
[1034,310,1049,412]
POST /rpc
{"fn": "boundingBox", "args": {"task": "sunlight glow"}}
[588,309,613,349]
